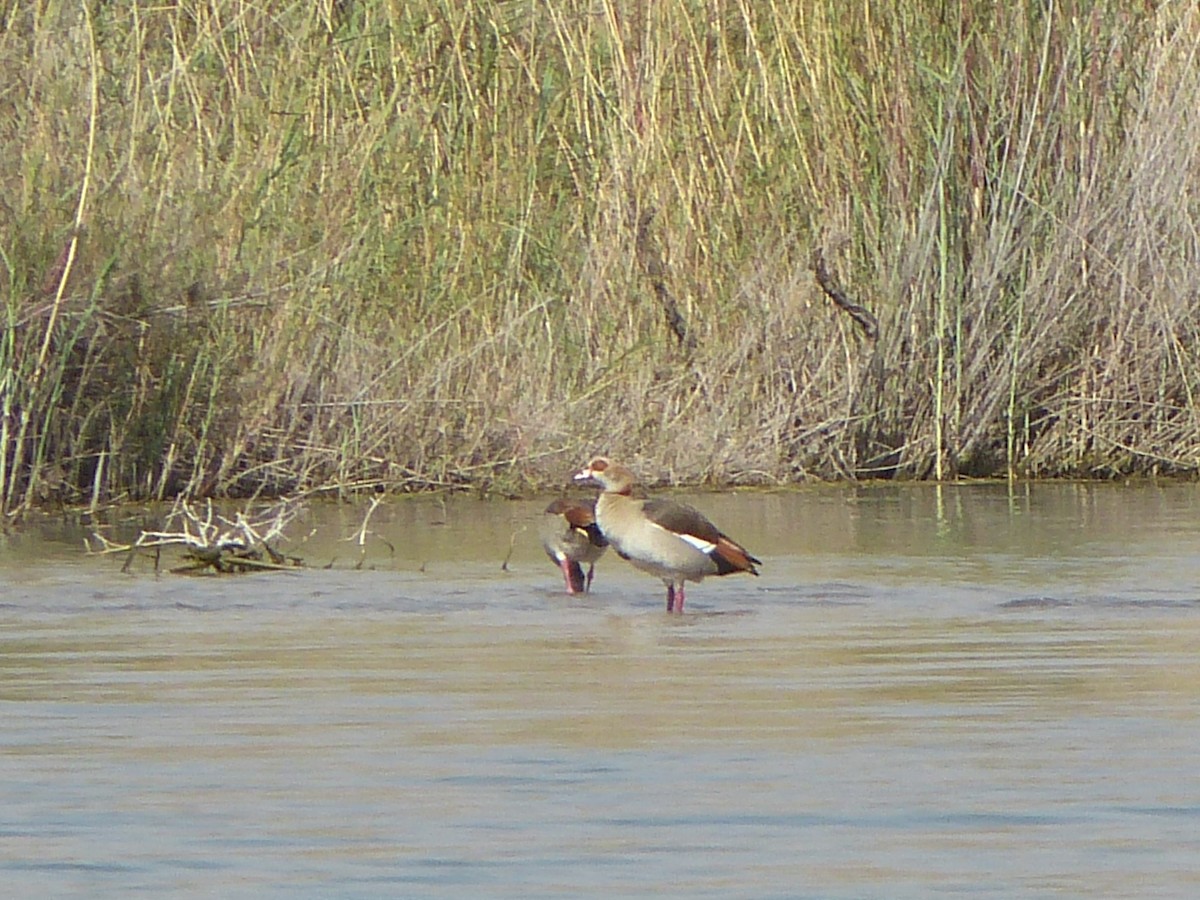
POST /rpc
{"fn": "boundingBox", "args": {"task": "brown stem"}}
[811,247,879,340]
[636,206,696,351]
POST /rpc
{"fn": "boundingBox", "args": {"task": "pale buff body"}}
[594,491,719,583]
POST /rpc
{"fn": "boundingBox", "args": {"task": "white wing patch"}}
[645,521,716,555]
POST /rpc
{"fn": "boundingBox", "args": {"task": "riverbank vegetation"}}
[3,0,1199,513]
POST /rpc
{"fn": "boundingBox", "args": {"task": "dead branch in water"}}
[88,497,305,574]
[341,493,393,569]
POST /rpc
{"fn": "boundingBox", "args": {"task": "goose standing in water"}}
[573,457,759,612]
[539,498,607,594]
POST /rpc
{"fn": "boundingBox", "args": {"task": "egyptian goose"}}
[539,498,608,594]
[573,457,760,612]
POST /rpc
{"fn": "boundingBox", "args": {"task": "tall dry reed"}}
[2,0,1198,513]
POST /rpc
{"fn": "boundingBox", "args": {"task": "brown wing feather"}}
[545,498,594,522]
[640,498,760,576]
[639,498,722,542]
[561,502,596,530]
[545,498,607,548]
[712,536,761,576]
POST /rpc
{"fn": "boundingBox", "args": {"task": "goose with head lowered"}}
[539,498,608,594]
[573,457,760,613]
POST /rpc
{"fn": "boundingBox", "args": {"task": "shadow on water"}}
[1000,594,1200,610]
[2,482,1200,897]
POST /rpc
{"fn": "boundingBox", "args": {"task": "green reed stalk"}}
[2,1,1197,509]
[1003,2,1055,480]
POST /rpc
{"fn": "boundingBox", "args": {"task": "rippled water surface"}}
[3,483,1199,898]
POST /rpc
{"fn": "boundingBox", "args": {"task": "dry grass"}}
[3,1,1199,513]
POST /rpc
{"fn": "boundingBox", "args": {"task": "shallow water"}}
[2,482,1199,898]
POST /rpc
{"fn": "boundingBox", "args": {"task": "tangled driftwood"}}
[88,498,305,575]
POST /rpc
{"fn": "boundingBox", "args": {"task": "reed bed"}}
[3,0,1199,512]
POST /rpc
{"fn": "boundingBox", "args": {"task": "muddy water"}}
[2,483,1199,898]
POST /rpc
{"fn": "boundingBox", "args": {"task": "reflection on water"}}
[2,483,1200,898]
